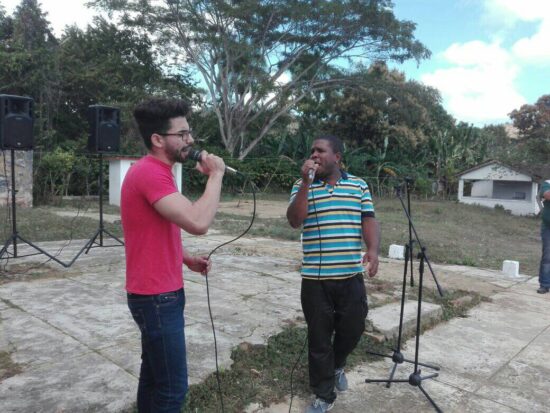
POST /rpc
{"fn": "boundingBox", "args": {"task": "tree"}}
[55,18,199,153]
[324,63,453,151]
[0,0,60,138]
[507,94,550,170]
[90,0,430,158]
[509,94,550,140]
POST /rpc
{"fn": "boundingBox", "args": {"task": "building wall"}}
[471,180,492,197]
[0,150,33,207]
[108,158,182,207]
[459,197,539,215]
[459,180,540,215]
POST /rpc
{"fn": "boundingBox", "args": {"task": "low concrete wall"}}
[460,196,538,216]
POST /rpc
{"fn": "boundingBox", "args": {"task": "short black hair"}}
[314,134,344,155]
[133,98,190,149]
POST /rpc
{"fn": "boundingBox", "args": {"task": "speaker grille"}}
[88,105,121,153]
[0,95,34,150]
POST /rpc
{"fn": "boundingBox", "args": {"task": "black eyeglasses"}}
[157,129,193,140]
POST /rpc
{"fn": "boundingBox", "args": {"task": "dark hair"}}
[315,134,344,155]
[133,98,190,149]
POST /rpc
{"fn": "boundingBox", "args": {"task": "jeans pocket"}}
[157,291,179,307]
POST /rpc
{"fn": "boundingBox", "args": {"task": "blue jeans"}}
[540,226,550,288]
[127,288,188,413]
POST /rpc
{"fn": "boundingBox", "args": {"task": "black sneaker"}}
[537,286,549,294]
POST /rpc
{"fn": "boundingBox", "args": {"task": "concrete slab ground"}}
[0,230,548,413]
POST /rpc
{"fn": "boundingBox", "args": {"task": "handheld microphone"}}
[308,168,315,181]
[188,148,240,175]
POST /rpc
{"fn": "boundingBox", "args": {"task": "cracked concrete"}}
[0,230,548,412]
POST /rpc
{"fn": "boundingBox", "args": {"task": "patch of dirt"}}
[219,200,288,219]
[0,263,75,285]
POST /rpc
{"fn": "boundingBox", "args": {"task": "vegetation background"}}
[0,0,548,274]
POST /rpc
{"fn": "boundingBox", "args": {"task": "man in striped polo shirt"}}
[287,134,380,413]
[537,179,550,294]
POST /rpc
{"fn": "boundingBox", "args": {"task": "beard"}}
[168,145,190,164]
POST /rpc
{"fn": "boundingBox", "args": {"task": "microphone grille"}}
[188,148,202,162]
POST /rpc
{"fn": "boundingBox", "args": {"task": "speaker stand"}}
[0,149,69,268]
[66,154,123,266]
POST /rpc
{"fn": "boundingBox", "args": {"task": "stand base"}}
[1,228,124,270]
[365,368,442,413]
[66,228,124,267]
[365,351,442,412]
[0,233,69,267]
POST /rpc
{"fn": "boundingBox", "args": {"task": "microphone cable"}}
[201,175,257,413]
[289,175,324,413]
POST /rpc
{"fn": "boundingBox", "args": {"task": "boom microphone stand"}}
[66,153,123,266]
[0,149,68,267]
[364,178,444,412]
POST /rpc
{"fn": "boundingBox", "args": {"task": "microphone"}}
[187,148,240,175]
[308,168,315,181]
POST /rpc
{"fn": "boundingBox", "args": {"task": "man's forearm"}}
[287,184,310,228]
[191,173,224,230]
[362,217,380,254]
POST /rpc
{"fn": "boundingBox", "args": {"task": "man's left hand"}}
[186,255,212,276]
[362,251,379,277]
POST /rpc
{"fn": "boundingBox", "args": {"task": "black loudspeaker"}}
[0,95,34,150]
[88,105,120,153]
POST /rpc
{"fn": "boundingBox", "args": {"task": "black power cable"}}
[289,177,324,412]
[202,178,257,413]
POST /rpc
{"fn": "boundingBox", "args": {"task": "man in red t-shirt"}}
[121,98,225,412]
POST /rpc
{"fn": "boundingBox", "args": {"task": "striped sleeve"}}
[361,181,375,218]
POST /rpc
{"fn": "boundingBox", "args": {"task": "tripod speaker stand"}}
[0,149,68,267]
[364,178,445,412]
[66,153,123,266]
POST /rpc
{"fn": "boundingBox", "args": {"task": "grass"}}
[180,325,395,412]
[0,351,22,381]
[178,284,483,412]
[2,194,541,275]
[0,201,123,243]
[213,194,543,275]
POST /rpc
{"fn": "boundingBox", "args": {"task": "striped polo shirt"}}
[290,171,375,280]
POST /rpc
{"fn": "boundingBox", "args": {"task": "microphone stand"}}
[364,178,444,412]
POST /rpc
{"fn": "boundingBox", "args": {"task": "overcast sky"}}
[2,0,549,126]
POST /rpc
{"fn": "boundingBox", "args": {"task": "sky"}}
[1,0,549,126]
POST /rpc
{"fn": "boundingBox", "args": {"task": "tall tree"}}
[90,0,430,158]
[55,18,198,152]
[0,0,59,137]
[506,94,550,172]
[509,94,550,141]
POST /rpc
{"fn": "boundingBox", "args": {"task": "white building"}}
[457,160,542,216]
[107,156,182,206]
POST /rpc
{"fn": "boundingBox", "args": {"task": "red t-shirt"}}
[121,155,184,294]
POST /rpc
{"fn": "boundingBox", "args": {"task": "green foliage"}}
[34,148,78,201]
[90,0,430,159]
[509,94,550,141]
